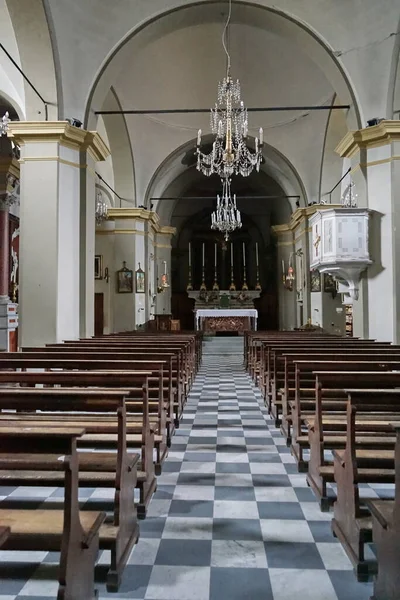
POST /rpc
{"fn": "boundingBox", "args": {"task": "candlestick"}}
[202,243,205,268]
[231,242,234,267]
[256,242,259,267]
[188,242,191,267]
[163,260,167,275]
[214,243,217,269]
[242,242,246,268]
[282,259,285,274]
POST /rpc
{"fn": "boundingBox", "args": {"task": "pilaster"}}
[336,120,400,342]
[7,121,109,346]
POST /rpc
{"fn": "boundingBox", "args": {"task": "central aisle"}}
[119,337,372,600]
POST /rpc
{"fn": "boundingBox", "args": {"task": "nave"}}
[0,338,376,600]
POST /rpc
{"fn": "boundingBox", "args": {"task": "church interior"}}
[0,1,400,598]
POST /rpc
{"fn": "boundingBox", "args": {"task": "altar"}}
[195,309,258,332]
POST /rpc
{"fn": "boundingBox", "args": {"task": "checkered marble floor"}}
[0,337,380,599]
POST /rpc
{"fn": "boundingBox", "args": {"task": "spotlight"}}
[66,118,82,128]
[366,118,383,127]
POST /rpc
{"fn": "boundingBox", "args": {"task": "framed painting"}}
[135,264,145,293]
[324,273,336,293]
[94,255,103,279]
[117,261,133,293]
[310,269,321,292]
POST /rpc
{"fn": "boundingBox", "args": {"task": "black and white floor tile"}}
[0,338,382,599]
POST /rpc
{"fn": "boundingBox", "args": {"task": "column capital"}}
[336,120,400,159]
[7,121,110,161]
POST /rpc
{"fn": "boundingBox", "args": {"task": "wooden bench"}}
[306,371,400,509]
[365,422,400,600]
[331,389,400,580]
[0,355,170,453]
[287,358,400,469]
[0,369,160,509]
[0,426,105,600]
[0,387,141,591]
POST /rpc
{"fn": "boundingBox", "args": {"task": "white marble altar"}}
[195,308,258,331]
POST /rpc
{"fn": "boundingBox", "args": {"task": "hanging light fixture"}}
[196,0,263,178]
[95,189,108,225]
[211,177,242,241]
[0,112,10,137]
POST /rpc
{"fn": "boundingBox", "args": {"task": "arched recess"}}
[83,1,362,132]
[5,0,58,120]
[145,135,307,227]
[387,14,400,118]
[98,87,136,207]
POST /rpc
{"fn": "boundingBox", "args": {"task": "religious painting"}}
[135,263,145,294]
[310,269,321,293]
[94,255,103,279]
[117,262,133,293]
[324,273,336,293]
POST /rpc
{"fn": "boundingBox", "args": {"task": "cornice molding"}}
[271,204,340,236]
[7,121,110,161]
[107,208,176,236]
[335,120,400,159]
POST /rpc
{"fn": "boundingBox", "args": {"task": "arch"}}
[83,0,363,131]
[144,135,307,227]
[3,0,58,120]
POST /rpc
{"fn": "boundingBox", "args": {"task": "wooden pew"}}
[0,387,141,591]
[365,423,400,600]
[36,345,185,425]
[287,356,400,467]
[0,526,10,547]
[306,371,400,509]
[331,389,400,580]
[0,356,170,456]
[0,369,159,506]
[0,426,105,600]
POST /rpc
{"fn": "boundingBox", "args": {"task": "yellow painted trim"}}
[19,156,83,169]
[335,121,400,158]
[7,122,110,162]
[108,208,176,236]
[0,157,20,178]
[154,243,172,249]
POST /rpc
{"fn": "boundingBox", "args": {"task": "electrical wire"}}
[222,0,233,76]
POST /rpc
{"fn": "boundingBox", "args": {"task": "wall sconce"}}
[157,260,170,293]
[104,267,109,283]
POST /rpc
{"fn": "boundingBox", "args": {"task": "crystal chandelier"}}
[0,112,10,137]
[196,0,263,178]
[95,189,108,225]
[211,177,242,241]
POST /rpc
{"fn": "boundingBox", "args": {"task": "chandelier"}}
[196,0,263,178]
[211,177,242,241]
[0,112,10,137]
[95,189,108,225]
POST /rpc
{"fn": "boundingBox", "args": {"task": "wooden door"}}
[94,293,104,337]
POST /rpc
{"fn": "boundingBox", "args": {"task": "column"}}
[155,227,175,316]
[7,122,109,346]
[0,157,19,350]
[336,121,400,342]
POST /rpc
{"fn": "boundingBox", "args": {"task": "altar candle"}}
[202,243,205,268]
[163,260,167,275]
[197,129,202,146]
[256,242,259,267]
[243,242,246,268]
[231,242,234,267]
[188,242,191,267]
[282,259,285,274]
[215,243,217,269]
